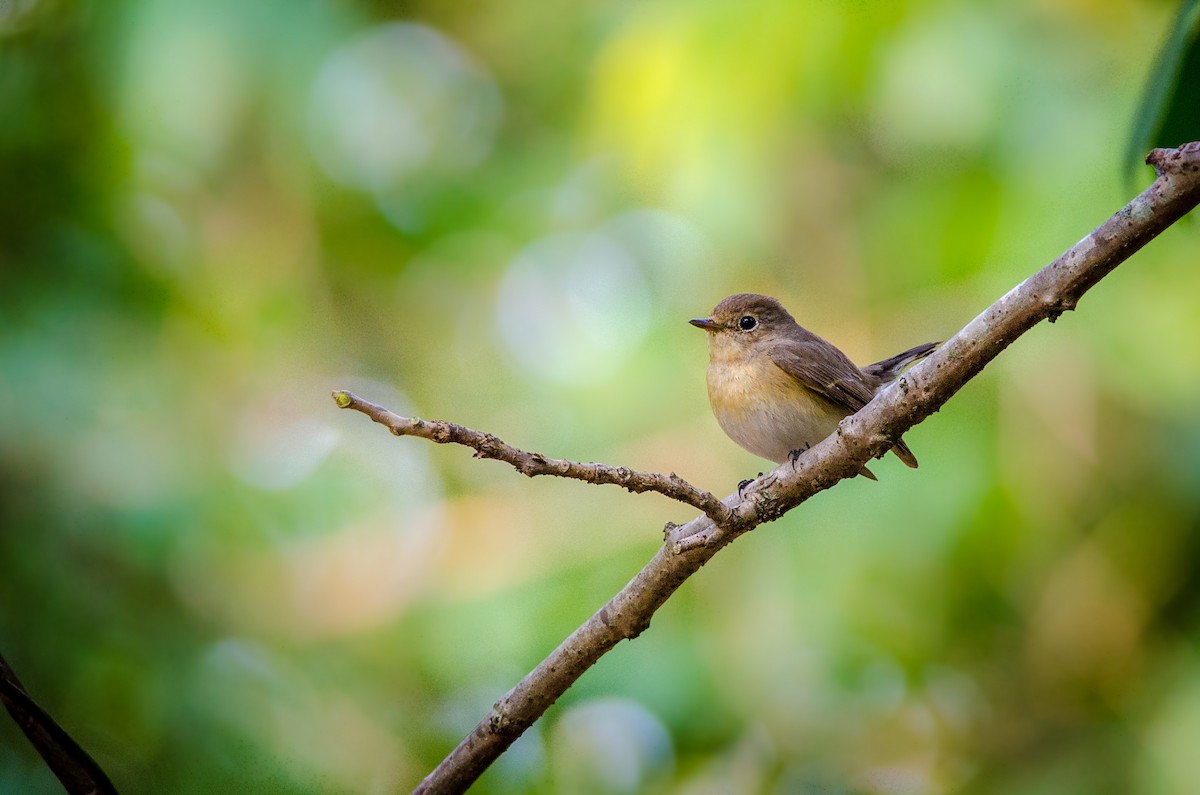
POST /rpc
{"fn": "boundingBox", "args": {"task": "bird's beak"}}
[689,317,719,331]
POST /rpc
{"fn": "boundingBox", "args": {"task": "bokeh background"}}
[2,1,1199,793]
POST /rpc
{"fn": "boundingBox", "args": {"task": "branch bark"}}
[333,142,1200,795]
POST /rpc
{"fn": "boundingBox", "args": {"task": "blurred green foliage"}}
[2,1,1200,793]
[1128,0,1200,176]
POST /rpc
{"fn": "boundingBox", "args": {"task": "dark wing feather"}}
[862,341,939,380]
[768,340,877,414]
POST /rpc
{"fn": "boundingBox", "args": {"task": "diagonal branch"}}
[681,143,1200,550]
[335,143,1200,795]
[0,651,119,795]
[331,390,734,527]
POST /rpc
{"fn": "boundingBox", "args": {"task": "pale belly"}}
[707,360,849,464]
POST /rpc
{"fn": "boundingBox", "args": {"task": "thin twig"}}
[331,390,734,528]
[338,142,1200,795]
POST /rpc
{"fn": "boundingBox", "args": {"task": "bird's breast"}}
[706,356,847,464]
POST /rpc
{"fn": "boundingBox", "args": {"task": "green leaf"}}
[1128,0,1200,180]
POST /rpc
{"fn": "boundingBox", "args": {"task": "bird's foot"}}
[787,443,812,470]
[737,473,765,497]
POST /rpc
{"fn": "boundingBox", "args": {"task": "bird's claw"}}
[737,472,764,498]
[787,443,811,470]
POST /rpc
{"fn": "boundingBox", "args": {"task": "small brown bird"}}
[690,293,937,479]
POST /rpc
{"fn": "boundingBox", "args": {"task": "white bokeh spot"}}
[308,23,502,192]
[496,231,652,385]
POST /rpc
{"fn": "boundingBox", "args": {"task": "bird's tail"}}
[863,341,939,381]
[890,439,920,469]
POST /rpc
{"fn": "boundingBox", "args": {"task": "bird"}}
[690,293,938,479]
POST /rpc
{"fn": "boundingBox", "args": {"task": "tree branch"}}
[0,651,119,795]
[333,142,1200,795]
[331,390,734,527]
[681,142,1200,550]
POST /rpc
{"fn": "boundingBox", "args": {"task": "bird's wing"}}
[768,341,877,414]
[861,341,939,380]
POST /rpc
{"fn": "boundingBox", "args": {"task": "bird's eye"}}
[738,315,757,331]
